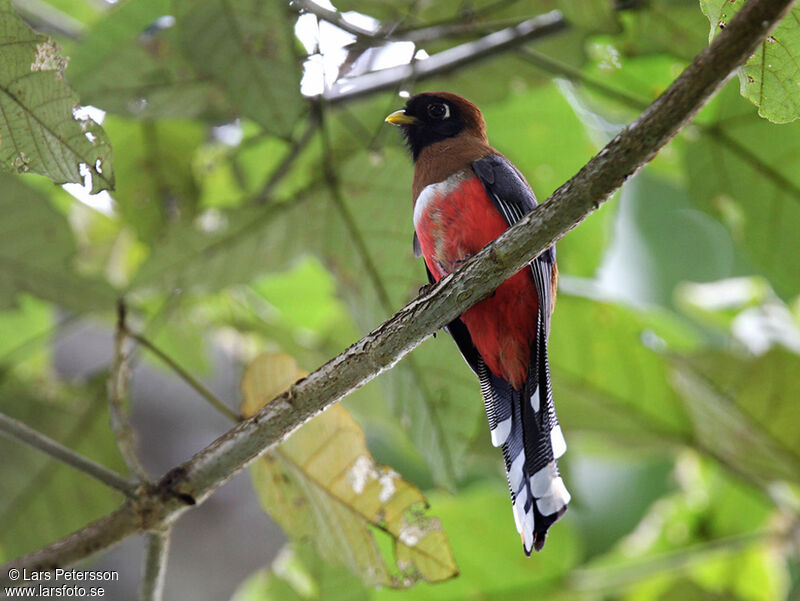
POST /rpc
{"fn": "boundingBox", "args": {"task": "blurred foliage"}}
[0,0,799,599]
[0,173,117,311]
[231,543,372,601]
[0,374,127,558]
[241,353,457,587]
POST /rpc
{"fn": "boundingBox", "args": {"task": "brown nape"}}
[422,91,489,141]
[412,131,495,200]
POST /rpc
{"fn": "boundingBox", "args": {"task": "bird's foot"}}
[452,253,473,268]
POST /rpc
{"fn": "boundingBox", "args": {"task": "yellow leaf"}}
[241,353,306,418]
[241,353,458,588]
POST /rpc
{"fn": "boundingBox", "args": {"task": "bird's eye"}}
[427,102,450,120]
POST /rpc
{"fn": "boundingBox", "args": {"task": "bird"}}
[386,92,570,554]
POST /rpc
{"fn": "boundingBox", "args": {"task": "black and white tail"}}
[479,312,569,554]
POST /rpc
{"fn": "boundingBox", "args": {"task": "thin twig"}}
[400,17,545,43]
[255,115,319,204]
[292,0,379,39]
[1,0,793,579]
[518,48,800,205]
[294,0,538,44]
[138,529,171,601]
[518,48,648,110]
[11,0,86,39]
[392,0,527,36]
[476,527,785,599]
[0,412,137,496]
[109,301,150,482]
[0,391,113,525]
[323,11,568,104]
[571,529,777,592]
[316,103,392,311]
[123,328,241,423]
[557,370,778,502]
[703,125,800,203]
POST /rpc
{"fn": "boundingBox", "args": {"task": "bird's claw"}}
[452,253,473,268]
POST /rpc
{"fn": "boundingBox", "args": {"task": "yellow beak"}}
[385,110,420,126]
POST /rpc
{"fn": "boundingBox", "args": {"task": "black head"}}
[385,92,486,161]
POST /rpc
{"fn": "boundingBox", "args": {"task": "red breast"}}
[414,171,538,389]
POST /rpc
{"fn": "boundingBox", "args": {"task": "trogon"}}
[386,92,570,554]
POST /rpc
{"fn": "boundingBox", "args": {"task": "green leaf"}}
[684,84,800,298]
[196,130,291,206]
[656,580,746,601]
[379,340,480,488]
[671,348,800,486]
[423,32,592,107]
[102,116,205,243]
[575,457,780,599]
[690,546,790,601]
[568,453,674,559]
[0,173,117,312]
[575,453,787,601]
[0,294,51,363]
[557,0,620,34]
[700,0,800,123]
[0,374,128,557]
[598,173,737,307]
[250,258,348,335]
[198,257,360,372]
[232,568,304,601]
[174,0,304,138]
[422,55,538,107]
[231,544,371,601]
[372,485,581,601]
[616,0,709,61]
[149,305,211,375]
[0,1,113,191]
[242,353,458,588]
[67,0,226,121]
[131,201,297,292]
[550,295,695,444]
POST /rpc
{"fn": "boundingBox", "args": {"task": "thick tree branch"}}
[1,0,795,582]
